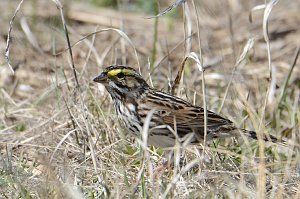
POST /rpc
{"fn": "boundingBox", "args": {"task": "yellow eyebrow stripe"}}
[107,69,132,77]
[107,69,122,77]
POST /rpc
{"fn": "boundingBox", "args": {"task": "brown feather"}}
[138,90,236,142]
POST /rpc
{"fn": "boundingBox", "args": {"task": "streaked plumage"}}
[94,65,278,148]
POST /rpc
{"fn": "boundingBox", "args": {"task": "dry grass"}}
[0,0,300,198]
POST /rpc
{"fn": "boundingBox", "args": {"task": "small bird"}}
[93,65,278,148]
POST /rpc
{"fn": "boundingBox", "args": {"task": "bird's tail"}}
[241,129,286,145]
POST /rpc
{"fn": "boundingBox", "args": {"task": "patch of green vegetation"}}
[90,0,118,8]
[137,0,157,14]
[125,145,136,156]
[0,170,9,187]
[14,123,26,132]
[0,164,33,198]
[0,122,4,130]
[89,0,157,13]
[88,0,180,16]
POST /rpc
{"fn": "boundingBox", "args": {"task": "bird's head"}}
[93,65,149,99]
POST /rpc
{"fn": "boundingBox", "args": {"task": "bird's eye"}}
[117,72,125,78]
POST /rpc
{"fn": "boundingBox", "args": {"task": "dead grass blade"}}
[145,0,186,19]
[218,38,255,113]
[162,158,201,198]
[183,3,192,55]
[52,0,79,88]
[278,44,300,108]
[135,109,155,185]
[235,38,255,66]
[257,1,279,197]
[50,129,77,163]
[55,28,140,68]
[5,0,24,74]
[249,4,266,23]
[170,56,188,95]
[150,2,159,70]
[63,96,80,145]
[20,17,43,53]
[68,25,103,67]
[263,0,279,104]
[192,0,203,60]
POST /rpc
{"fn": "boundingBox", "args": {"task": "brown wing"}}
[139,91,236,140]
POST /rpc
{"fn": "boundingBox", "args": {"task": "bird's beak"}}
[93,72,107,84]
